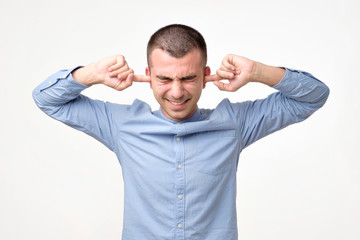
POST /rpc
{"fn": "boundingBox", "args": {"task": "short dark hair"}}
[147,24,207,67]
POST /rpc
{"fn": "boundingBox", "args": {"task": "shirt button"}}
[177,224,182,229]
[177,164,182,169]
[176,137,181,142]
[178,195,183,200]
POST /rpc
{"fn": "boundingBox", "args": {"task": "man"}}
[33,24,329,240]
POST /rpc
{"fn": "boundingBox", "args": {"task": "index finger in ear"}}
[216,69,235,80]
[205,74,222,83]
[133,74,151,82]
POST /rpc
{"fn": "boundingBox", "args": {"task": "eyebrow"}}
[156,74,197,81]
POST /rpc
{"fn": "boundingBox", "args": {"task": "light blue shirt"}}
[33,68,329,240]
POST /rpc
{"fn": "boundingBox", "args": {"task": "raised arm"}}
[205,54,330,149]
[32,55,150,150]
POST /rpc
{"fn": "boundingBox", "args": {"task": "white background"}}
[1,0,359,239]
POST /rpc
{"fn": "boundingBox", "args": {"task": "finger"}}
[123,72,134,88]
[116,69,134,80]
[216,69,235,80]
[133,74,151,83]
[114,73,134,91]
[109,64,131,78]
[222,56,236,71]
[220,64,237,74]
[108,55,126,71]
[204,74,222,83]
[213,80,235,92]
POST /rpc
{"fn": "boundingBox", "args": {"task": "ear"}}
[203,66,211,89]
[145,67,152,88]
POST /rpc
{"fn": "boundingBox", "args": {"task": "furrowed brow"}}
[156,75,173,80]
[180,75,197,80]
[156,75,197,81]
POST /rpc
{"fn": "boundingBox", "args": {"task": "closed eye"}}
[156,75,172,81]
[155,74,198,82]
[180,75,197,81]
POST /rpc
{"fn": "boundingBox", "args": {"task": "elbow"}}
[32,87,49,111]
[317,83,330,108]
[32,87,43,109]
[295,83,330,119]
[32,87,60,116]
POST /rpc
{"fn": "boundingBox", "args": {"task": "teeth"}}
[170,101,185,105]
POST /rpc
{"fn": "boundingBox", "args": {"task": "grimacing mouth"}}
[169,100,189,105]
[164,97,191,106]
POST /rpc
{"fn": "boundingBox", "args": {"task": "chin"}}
[165,111,187,122]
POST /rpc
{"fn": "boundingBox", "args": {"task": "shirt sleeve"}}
[32,68,117,151]
[229,68,330,149]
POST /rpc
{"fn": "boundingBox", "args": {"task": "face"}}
[146,49,210,122]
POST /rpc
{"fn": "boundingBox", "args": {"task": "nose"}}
[170,80,185,99]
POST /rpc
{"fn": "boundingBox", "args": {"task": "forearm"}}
[273,68,329,107]
[251,62,286,87]
[32,68,88,113]
[32,53,140,113]
[72,63,101,86]
[248,61,329,106]
[32,68,117,150]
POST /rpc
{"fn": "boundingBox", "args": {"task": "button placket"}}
[174,125,185,239]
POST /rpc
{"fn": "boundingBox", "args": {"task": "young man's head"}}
[146,24,210,122]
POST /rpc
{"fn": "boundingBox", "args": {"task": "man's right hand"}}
[72,55,150,91]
